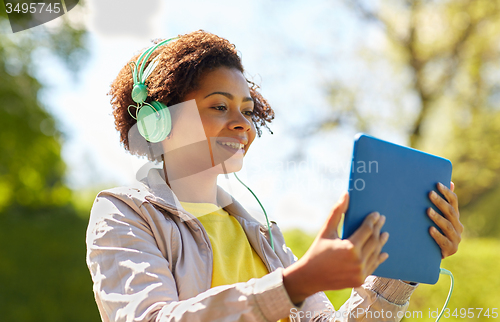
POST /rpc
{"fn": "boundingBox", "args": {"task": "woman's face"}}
[163,66,256,177]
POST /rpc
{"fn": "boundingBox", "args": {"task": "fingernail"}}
[438,182,444,189]
[430,191,437,198]
[382,232,389,242]
[373,212,380,221]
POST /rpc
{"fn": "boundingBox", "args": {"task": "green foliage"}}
[0,2,88,211]
[460,184,500,238]
[330,0,500,238]
[0,55,71,211]
[283,229,500,321]
[0,206,100,322]
[442,111,500,237]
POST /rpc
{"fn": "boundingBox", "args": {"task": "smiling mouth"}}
[216,141,245,152]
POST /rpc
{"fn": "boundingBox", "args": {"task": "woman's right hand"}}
[282,192,389,305]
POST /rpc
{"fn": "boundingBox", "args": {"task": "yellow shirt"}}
[180,201,269,287]
[180,202,289,322]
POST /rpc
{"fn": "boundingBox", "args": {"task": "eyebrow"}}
[204,91,253,102]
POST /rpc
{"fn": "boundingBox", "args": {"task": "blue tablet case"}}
[342,133,452,284]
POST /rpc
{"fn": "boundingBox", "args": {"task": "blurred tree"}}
[0,2,87,212]
[0,3,100,322]
[322,0,500,237]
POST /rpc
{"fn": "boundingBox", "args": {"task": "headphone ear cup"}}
[137,101,172,143]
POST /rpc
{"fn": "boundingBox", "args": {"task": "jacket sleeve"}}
[270,226,419,322]
[335,276,418,321]
[86,194,297,322]
[291,272,418,321]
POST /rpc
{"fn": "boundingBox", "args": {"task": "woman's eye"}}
[244,110,254,116]
[213,105,226,111]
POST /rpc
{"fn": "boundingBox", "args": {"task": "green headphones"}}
[127,37,179,143]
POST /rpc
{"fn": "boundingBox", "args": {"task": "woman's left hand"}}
[428,182,464,259]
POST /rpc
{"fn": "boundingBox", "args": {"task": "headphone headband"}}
[129,36,180,105]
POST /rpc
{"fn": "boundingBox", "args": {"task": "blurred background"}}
[0,0,499,321]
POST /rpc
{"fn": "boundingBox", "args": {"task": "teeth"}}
[219,142,244,149]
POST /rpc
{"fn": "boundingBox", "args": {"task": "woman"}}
[86,30,463,322]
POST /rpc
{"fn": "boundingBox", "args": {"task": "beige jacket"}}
[86,168,418,322]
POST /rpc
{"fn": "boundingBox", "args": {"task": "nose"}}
[228,109,252,132]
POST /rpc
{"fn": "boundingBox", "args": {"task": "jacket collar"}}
[136,167,279,272]
[137,167,262,226]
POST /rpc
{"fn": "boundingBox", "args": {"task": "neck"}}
[162,162,219,205]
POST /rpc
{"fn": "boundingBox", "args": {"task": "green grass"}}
[406,238,500,321]
[0,206,100,322]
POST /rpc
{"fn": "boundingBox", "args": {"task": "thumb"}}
[319,192,349,239]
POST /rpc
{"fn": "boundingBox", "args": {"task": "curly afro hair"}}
[109,29,275,163]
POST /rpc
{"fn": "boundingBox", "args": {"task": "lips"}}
[216,140,245,153]
[217,141,244,149]
[215,137,248,153]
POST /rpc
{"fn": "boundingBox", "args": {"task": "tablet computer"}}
[342,133,452,284]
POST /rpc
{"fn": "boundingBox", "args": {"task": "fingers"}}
[427,207,462,258]
[428,183,463,259]
[363,215,389,275]
[348,212,381,246]
[371,248,389,275]
[436,182,459,213]
[428,207,461,239]
[361,214,386,257]
[378,252,389,266]
[320,192,349,239]
[429,189,461,231]
[429,226,457,258]
[365,231,389,275]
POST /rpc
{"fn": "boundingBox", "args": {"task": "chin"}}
[212,146,245,175]
[218,158,244,174]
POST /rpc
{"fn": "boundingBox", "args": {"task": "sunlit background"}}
[1,0,499,321]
